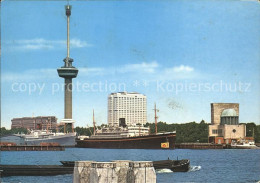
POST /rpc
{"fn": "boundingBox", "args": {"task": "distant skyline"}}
[1,0,260,128]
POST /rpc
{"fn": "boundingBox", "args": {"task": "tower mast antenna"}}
[65,3,71,58]
[93,109,96,135]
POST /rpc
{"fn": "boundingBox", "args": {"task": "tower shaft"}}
[65,78,72,119]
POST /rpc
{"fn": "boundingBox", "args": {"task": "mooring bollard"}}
[73,160,156,183]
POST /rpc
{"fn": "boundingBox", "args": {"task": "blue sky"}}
[1,0,260,128]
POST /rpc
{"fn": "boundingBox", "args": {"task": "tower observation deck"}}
[57,5,78,132]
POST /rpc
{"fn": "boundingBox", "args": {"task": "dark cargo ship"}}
[76,104,176,149]
[76,131,176,149]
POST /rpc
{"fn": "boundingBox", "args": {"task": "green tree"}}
[145,120,209,143]
[0,127,29,136]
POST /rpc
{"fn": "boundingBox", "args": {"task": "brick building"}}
[11,116,57,130]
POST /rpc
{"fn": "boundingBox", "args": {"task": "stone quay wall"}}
[73,160,156,183]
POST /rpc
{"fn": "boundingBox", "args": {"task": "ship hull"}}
[76,133,176,149]
[230,145,260,149]
[24,134,76,146]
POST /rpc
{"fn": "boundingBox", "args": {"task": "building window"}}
[221,116,238,125]
[212,129,223,135]
[212,129,218,134]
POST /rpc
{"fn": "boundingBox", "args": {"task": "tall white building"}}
[108,92,147,127]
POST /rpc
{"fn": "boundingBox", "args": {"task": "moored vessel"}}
[76,104,176,149]
[153,159,190,172]
[60,159,190,172]
[76,131,176,149]
[18,130,76,146]
[231,141,260,149]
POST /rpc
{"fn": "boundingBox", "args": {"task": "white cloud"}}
[119,61,159,73]
[79,62,197,81]
[3,38,92,51]
[79,61,159,77]
[22,44,54,50]
[79,67,106,76]
[70,39,92,48]
[166,65,194,73]
[2,62,197,83]
[2,68,57,82]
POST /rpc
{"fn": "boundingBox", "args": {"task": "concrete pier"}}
[0,145,65,151]
[73,160,156,183]
[175,143,224,149]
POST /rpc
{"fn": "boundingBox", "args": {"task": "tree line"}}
[0,127,28,136]
[144,121,260,143]
[145,120,209,143]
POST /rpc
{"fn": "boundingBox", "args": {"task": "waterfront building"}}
[108,92,147,127]
[208,103,246,144]
[11,116,57,130]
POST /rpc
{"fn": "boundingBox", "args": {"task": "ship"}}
[231,140,260,149]
[76,104,176,149]
[60,159,190,172]
[76,131,176,149]
[18,130,76,146]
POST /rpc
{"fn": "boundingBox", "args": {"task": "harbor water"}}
[1,146,260,183]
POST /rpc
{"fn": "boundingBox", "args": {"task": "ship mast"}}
[46,119,49,134]
[154,103,159,134]
[93,109,96,135]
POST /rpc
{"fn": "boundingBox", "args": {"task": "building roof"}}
[221,109,238,117]
[110,92,146,96]
[211,103,239,105]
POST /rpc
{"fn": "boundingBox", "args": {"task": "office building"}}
[108,92,147,127]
